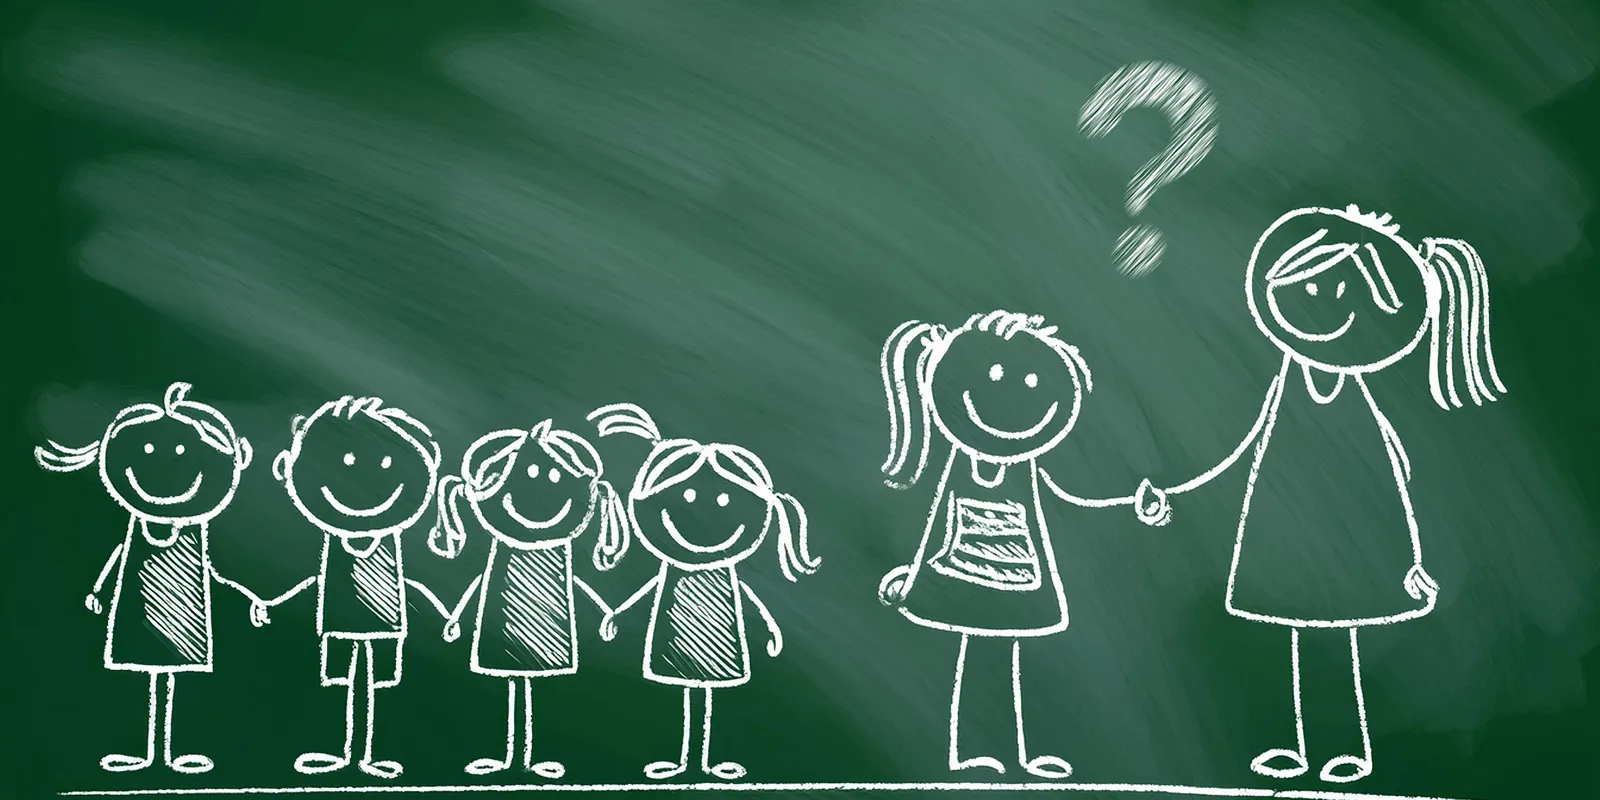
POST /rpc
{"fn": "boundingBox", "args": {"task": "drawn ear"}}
[236,437,255,470]
[272,450,291,482]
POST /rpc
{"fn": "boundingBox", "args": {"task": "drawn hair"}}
[271,395,442,482]
[428,420,628,569]
[880,310,1092,489]
[588,403,820,581]
[35,381,253,475]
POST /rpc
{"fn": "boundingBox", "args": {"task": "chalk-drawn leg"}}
[466,679,516,776]
[524,677,565,778]
[700,688,746,780]
[356,642,403,779]
[160,675,213,774]
[645,688,693,779]
[100,672,159,772]
[1318,628,1373,784]
[1251,628,1310,779]
[295,646,356,774]
[949,635,1006,774]
[1010,641,1071,779]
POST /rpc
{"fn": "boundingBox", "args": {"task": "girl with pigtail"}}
[430,419,629,779]
[586,403,820,781]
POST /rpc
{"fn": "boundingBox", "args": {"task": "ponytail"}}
[880,320,945,489]
[773,492,820,582]
[1421,238,1506,410]
[35,439,100,472]
[429,475,468,559]
[590,479,630,571]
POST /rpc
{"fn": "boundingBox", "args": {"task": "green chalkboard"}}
[5,2,1598,799]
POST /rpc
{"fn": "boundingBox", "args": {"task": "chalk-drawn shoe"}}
[1318,755,1371,783]
[950,755,1007,774]
[1250,748,1309,779]
[645,760,688,780]
[1021,754,1072,779]
[294,752,349,774]
[465,757,512,775]
[168,754,214,774]
[707,761,747,780]
[358,758,403,779]
[100,753,154,772]
[529,760,566,779]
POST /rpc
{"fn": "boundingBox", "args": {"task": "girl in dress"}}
[35,382,257,774]
[432,420,629,779]
[588,403,820,781]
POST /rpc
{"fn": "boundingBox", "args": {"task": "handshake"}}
[1131,478,1173,527]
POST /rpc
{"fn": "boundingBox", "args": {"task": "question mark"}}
[1079,61,1217,278]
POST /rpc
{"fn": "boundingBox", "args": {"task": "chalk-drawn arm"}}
[599,572,663,642]
[404,577,452,620]
[574,576,614,617]
[1354,375,1438,602]
[879,451,959,607]
[1162,353,1294,497]
[739,580,783,657]
[440,575,484,643]
[85,542,125,615]
[1037,468,1136,508]
[246,575,317,628]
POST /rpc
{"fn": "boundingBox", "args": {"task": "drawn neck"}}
[340,535,386,558]
[968,454,1007,488]
[139,518,182,547]
[1300,361,1347,404]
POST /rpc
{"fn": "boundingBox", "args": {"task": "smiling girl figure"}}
[36,382,256,774]
[589,403,820,781]
[877,310,1102,779]
[430,420,629,778]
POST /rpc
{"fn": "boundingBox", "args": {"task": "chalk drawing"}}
[431,420,629,778]
[588,403,819,780]
[256,397,443,779]
[36,382,256,774]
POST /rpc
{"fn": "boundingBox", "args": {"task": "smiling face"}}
[102,416,241,524]
[470,445,596,547]
[285,415,435,537]
[926,329,1083,462]
[629,455,771,570]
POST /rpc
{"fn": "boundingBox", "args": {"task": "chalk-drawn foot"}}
[100,753,154,772]
[294,752,349,774]
[950,755,1007,774]
[168,754,214,774]
[464,757,512,776]
[1318,755,1372,783]
[529,761,566,779]
[1250,748,1309,779]
[1021,755,1072,779]
[707,761,746,780]
[358,759,403,779]
[645,760,688,780]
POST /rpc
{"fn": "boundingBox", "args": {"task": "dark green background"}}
[4,1,1598,799]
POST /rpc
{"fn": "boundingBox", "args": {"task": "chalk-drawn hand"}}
[765,638,782,658]
[877,565,914,606]
[1134,479,1172,527]
[599,612,619,642]
[1403,564,1440,601]
[248,600,271,627]
[85,593,102,615]
[442,619,462,643]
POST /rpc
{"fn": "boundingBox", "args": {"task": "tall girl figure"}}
[876,310,1105,779]
[35,382,258,774]
[432,420,630,778]
[588,403,820,781]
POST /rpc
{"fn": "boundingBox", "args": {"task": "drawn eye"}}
[380,456,392,470]
[174,444,186,455]
[1024,373,1038,388]
[717,493,729,507]
[683,488,697,503]
[1336,280,1347,298]
[989,364,1004,381]
[548,468,561,483]
[526,463,540,479]
[343,453,355,466]
[1306,282,1319,296]
[143,443,154,454]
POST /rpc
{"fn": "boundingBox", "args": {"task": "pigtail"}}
[1421,238,1506,410]
[429,475,468,559]
[880,321,944,489]
[35,439,100,472]
[772,492,820,582]
[588,403,661,442]
[590,479,631,571]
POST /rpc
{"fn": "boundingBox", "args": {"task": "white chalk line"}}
[59,781,1476,799]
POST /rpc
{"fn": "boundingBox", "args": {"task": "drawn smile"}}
[961,392,1059,440]
[502,494,572,530]
[320,484,405,517]
[1268,291,1356,342]
[125,468,204,505]
[660,509,745,553]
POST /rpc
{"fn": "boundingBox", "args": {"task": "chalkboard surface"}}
[5,2,1599,799]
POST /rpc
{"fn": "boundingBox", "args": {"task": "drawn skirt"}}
[107,527,214,672]
[645,566,749,688]
[472,543,578,677]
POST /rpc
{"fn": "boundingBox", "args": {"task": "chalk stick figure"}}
[1137,206,1504,784]
[252,396,446,780]
[588,403,820,781]
[35,382,257,774]
[430,420,630,778]
[877,310,1112,780]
